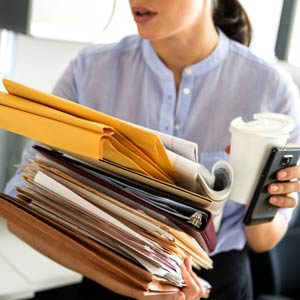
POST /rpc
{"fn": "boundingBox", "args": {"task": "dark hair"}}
[213,0,252,47]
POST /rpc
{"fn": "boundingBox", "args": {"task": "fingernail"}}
[270,197,278,204]
[270,185,279,192]
[279,171,287,179]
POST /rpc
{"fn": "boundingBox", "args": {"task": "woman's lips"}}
[132,6,157,24]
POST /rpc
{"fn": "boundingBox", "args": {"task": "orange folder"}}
[0,79,174,183]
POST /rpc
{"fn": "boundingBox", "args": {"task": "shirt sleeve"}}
[52,58,79,102]
[3,139,37,197]
[3,59,79,197]
[272,69,300,224]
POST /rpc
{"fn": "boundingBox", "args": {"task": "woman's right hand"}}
[145,256,210,300]
[177,257,210,300]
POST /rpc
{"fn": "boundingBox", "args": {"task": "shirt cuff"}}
[277,192,298,224]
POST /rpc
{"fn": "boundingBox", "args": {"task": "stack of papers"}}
[0,80,234,298]
[0,144,213,298]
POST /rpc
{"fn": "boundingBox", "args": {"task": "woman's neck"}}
[151,13,219,92]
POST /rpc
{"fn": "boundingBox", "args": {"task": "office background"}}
[0,0,300,299]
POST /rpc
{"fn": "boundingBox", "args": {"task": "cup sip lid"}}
[229,113,294,138]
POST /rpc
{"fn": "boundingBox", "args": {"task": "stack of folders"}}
[0,80,234,298]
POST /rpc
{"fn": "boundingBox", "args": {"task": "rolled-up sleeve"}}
[278,193,298,225]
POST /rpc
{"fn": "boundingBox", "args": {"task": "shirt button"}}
[183,88,191,95]
[174,124,180,131]
[185,68,192,76]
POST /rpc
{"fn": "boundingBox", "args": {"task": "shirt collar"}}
[142,29,230,80]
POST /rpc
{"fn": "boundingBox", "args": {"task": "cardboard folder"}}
[0,194,180,299]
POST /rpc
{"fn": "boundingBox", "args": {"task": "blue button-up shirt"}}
[5,30,300,255]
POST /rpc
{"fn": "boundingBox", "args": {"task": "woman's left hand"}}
[268,166,300,208]
[225,144,300,209]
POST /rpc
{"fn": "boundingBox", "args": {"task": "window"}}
[288,0,300,66]
[241,0,284,61]
[30,0,137,43]
[0,30,14,91]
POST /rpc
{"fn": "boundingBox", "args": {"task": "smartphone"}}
[244,147,300,226]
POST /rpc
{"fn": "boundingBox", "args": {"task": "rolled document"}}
[166,150,233,201]
[134,125,199,162]
[166,150,234,230]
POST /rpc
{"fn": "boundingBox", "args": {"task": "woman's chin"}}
[137,28,166,41]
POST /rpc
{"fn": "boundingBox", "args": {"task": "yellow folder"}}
[0,79,175,184]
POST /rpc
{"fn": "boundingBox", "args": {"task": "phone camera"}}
[280,155,293,167]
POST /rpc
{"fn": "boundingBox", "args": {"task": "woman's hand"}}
[177,257,210,300]
[268,166,300,208]
[145,257,210,300]
[225,143,300,252]
[225,143,300,208]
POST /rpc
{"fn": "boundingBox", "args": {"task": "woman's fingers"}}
[267,165,300,208]
[276,166,300,181]
[177,291,186,300]
[269,194,298,208]
[268,181,300,195]
[181,257,209,299]
[184,256,193,272]
[225,144,231,154]
[181,262,201,300]
[185,257,210,299]
[184,257,202,287]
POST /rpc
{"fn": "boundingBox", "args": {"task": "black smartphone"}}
[244,147,300,226]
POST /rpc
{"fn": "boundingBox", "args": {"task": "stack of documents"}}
[0,79,234,298]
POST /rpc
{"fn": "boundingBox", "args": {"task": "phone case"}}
[244,147,300,226]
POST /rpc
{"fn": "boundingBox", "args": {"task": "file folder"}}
[0,79,174,183]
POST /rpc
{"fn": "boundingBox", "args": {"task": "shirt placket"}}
[159,78,176,134]
[174,68,194,137]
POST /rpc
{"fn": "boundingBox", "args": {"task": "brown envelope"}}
[0,194,179,299]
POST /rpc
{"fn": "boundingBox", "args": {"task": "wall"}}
[0,33,85,190]
[12,34,85,92]
[241,0,284,61]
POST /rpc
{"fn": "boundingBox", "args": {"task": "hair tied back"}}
[213,0,252,46]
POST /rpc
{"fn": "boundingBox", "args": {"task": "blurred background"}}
[0,0,300,299]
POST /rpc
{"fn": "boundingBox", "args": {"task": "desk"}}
[0,218,82,300]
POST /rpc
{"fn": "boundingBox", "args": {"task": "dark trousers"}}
[32,249,253,300]
[197,249,253,300]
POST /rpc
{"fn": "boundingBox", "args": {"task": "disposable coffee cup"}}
[229,113,294,205]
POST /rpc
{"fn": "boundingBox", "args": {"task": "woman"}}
[5,0,300,299]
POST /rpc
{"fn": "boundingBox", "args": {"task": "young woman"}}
[5,0,300,299]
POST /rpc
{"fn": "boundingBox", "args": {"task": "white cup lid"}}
[230,113,294,137]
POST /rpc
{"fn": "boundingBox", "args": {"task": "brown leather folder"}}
[0,193,179,299]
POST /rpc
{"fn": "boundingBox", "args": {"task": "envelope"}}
[0,79,174,182]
